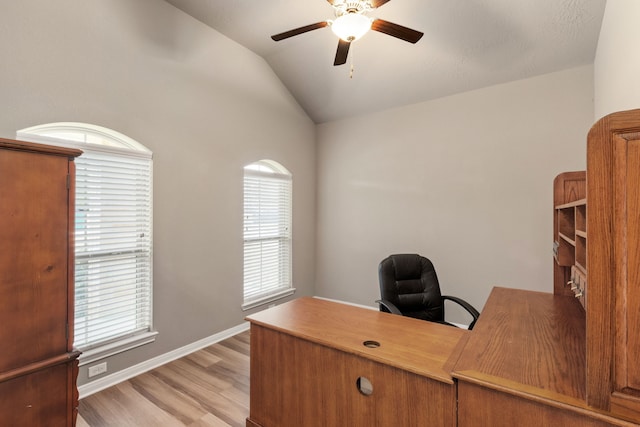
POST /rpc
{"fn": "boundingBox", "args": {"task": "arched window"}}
[243,160,294,309]
[18,123,155,361]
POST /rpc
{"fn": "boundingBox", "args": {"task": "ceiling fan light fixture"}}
[331,13,372,42]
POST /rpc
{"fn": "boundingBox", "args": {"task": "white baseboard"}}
[78,322,249,399]
[312,296,378,310]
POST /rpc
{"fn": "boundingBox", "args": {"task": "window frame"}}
[17,124,156,364]
[242,160,294,310]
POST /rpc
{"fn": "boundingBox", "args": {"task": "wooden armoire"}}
[0,138,82,426]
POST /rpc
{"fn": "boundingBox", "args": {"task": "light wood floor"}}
[77,331,250,427]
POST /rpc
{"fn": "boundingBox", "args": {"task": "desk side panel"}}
[248,324,456,427]
[458,382,636,427]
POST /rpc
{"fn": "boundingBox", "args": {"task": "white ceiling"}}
[163,0,606,123]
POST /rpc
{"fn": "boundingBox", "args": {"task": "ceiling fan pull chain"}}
[350,45,355,79]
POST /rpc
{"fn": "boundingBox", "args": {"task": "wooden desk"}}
[245,297,468,427]
[452,287,636,426]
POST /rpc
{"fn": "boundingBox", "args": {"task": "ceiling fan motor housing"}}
[271,0,423,66]
[333,0,372,17]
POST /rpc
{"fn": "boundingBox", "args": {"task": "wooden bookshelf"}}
[553,172,586,306]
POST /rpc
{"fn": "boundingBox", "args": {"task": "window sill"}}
[78,331,158,366]
[242,288,296,311]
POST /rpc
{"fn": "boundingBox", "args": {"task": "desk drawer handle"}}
[356,376,373,396]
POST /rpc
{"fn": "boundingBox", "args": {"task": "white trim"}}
[78,331,158,366]
[451,322,469,329]
[242,288,296,311]
[313,296,377,311]
[244,159,291,176]
[243,168,292,181]
[17,122,151,154]
[78,322,249,399]
[16,132,152,160]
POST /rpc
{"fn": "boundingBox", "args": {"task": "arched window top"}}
[244,159,291,178]
[18,122,151,158]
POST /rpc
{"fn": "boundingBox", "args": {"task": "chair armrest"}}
[442,295,480,330]
[375,299,402,315]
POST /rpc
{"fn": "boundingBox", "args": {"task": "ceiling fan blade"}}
[371,19,423,43]
[334,39,351,66]
[370,0,392,8]
[271,21,329,41]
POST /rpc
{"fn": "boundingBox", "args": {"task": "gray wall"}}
[594,0,640,119]
[0,0,316,385]
[315,66,594,322]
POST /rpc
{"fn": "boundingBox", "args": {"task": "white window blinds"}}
[74,150,153,350]
[243,166,292,308]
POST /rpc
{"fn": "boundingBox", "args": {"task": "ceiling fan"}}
[271,0,423,66]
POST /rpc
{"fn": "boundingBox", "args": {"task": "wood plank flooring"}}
[77,331,250,427]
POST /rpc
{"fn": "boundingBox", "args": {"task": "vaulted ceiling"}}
[164,0,607,123]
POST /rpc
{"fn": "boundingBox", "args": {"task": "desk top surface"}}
[246,297,468,384]
[453,287,586,405]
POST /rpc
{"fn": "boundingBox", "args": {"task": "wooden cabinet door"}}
[0,362,75,426]
[608,134,640,421]
[0,149,71,372]
[586,111,640,422]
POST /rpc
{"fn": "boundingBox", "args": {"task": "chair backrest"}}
[378,254,444,322]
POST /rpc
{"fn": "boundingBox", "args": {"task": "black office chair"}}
[377,254,480,330]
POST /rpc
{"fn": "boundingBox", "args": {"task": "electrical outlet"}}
[88,362,107,378]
